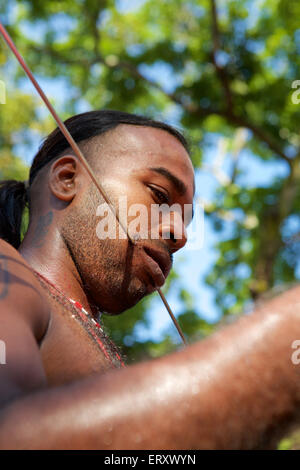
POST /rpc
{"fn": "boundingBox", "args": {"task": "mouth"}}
[142,245,172,289]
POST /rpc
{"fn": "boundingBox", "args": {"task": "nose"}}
[159,211,187,253]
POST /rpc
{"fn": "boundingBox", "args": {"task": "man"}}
[0,109,299,449]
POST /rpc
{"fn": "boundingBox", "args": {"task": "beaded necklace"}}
[33,270,125,369]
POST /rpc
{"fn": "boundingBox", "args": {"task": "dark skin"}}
[0,125,300,449]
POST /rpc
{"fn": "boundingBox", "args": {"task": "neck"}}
[19,217,95,317]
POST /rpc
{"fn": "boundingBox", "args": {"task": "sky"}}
[1,0,293,343]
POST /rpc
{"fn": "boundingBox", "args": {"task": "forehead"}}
[102,124,195,195]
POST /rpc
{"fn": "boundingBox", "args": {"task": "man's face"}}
[64,125,195,314]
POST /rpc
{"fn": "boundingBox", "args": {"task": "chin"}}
[101,279,152,315]
[105,294,148,316]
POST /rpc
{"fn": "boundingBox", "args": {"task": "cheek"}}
[105,240,144,277]
[110,189,152,240]
[127,206,151,240]
[89,178,154,257]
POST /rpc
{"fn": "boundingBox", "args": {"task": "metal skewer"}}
[0,22,188,346]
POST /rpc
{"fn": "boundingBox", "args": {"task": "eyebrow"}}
[149,166,194,221]
[149,167,187,196]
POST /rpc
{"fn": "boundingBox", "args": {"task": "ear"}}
[49,155,79,202]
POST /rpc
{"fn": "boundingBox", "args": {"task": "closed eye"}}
[149,186,170,204]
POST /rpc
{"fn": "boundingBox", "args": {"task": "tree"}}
[1,3,300,447]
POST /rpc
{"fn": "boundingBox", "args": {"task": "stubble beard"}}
[61,187,149,314]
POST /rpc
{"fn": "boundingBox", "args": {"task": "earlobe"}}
[49,155,78,202]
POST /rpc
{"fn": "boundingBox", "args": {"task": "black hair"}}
[0,109,189,248]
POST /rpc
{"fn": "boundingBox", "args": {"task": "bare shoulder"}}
[0,238,50,342]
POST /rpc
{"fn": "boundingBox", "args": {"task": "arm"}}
[0,241,300,449]
[0,240,49,409]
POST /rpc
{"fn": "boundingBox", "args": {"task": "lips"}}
[142,245,172,288]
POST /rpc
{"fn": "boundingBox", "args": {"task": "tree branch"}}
[221,111,292,166]
[32,43,292,166]
[210,0,233,112]
[109,58,291,167]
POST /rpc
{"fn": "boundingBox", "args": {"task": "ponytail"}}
[0,180,28,249]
